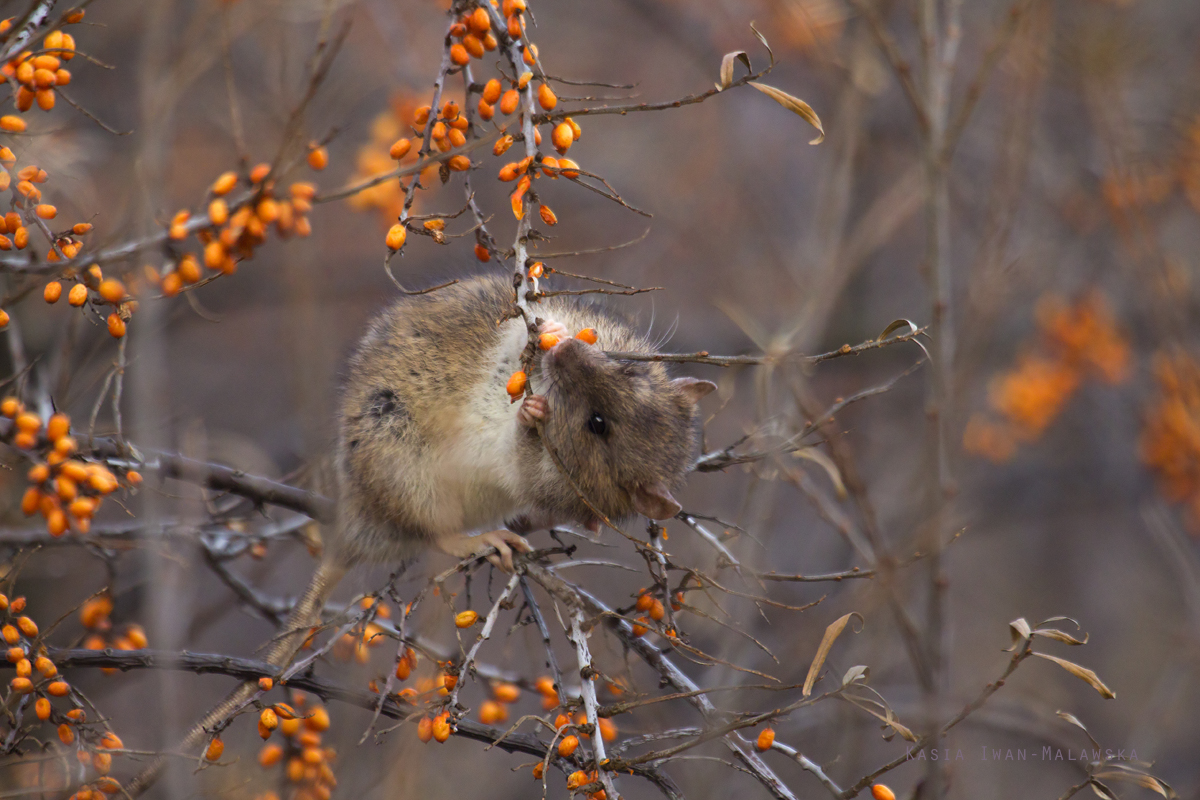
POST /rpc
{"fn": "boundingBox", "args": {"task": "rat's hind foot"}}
[517,394,549,428]
[538,319,569,340]
[438,529,532,572]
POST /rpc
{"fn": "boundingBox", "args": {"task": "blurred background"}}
[3,0,1200,798]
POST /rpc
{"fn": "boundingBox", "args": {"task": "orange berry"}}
[431,121,447,140]
[27,463,48,482]
[20,487,39,516]
[470,6,491,32]
[537,83,556,110]
[567,770,588,790]
[208,198,228,225]
[125,470,143,486]
[47,681,69,697]
[16,616,36,638]
[160,272,182,297]
[307,146,328,170]
[455,610,479,628]
[523,44,537,65]
[1,115,26,132]
[35,656,55,677]
[492,682,520,703]
[55,68,69,85]
[260,707,279,734]
[389,138,412,160]
[493,134,514,156]
[539,333,558,350]
[478,100,495,121]
[557,735,579,756]
[15,411,40,433]
[448,154,471,171]
[68,497,96,519]
[36,696,51,720]
[58,722,75,743]
[36,88,55,110]
[385,223,407,251]
[259,676,274,691]
[482,78,502,105]
[598,717,617,741]
[575,328,597,344]
[33,68,55,88]
[540,156,558,177]
[532,762,545,780]
[417,716,433,743]
[528,262,544,279]
[414,105,431,125]
[106,313,125,338]
[506,370,527,399]
[450,43,469,65]
[631,617,649,637]
[508,14,522,38]
[212,171,237,195]
[205,738,224,761]
[499,89,519,115]
[448,128,467,148]
[255,742,283,767]
[44,281,62,303]
[539,205,557,226]
[756,727,775,751]
[498,162,519,182]
[98,279,125,303]
[871,785,896,800]
[432,712,452,742]
[478,700,504,724]
[649,599,665,621]
[305,706,331,732]
[552,122,574,154]
[474,243,490,262]
[46,508,67,536]
[442,100,460,120]
[13,227,27,249]
[1,625,17,645]
[556,157,580,179]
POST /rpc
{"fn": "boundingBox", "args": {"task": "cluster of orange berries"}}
[43,264,136,338]
[1140,351,1200,532]
[629,587,683,638]
[506,326,598,401]
[149,162,320,298]
[330,597,391,664]
[249,690,337,800]
[79,595,149,674]
[0,11,84,120]
[64,731,126,799]
[6,406,139,535]
[964,291,1130,463]
[562,767,605,799]
[448,5,499,68]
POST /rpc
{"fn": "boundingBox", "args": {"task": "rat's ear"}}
[672,377,716,406]
[632,482,682,520]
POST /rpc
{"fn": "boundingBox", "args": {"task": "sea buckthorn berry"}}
[492,683,520,703]
[13,227,27,248]
[871,785,896,800]
[523,44,538,65]
[15,658,31,677]
[16,617,37,637]
[498,162,519,182]
[449,128,467,148]
[249,163,271,183]
[10,597,25,613]
[47,508,67,536]
[448,154,471,171]
[385,223,407,251]
[307,145,328,170]
[55,68,69,85]
[565,116,582,139]
[259,743,283,767]
[532,762,545,780]
[389,138,412,160]
[450,21,467,38]
[47,681,70,697]
[20,488,40,515]
[558,158,580,179]
[125,625,147,649]
[259,676,273,691]
[483,31,497,50]
[474,243,490,262]
[0,396,19,417]
[649,599,666,621]
[756,727,775,751]
[598,717,617,741]
[208,198,228,225]
[537,83,556,110]
[493,134,514,156]
[539,333,558,350]
[533,126,541,145]
[631,617,649,637]
[260,707,279,732]
[98,280,125,303]
[505,370,526,399]
[470,6,491,32]
[540,156,558,177]
[482,78,502,105]
[455,610,479,628]
[507,15,522,38]
[635,591,654,612]
[539,205,558,226]
[17,180,35,197]
[36,88,54,110]
[557,735,579,756]
[417,716,433,743]
[450,43,469,65]
[528,262,544,279]
[14,431,36,449]
[518,71,532,90]
[3,115,28,132]
[432,712,452,742]
[566,770,588,790]
[36,696,51,720]
[2,625,18,644]
[205,738,224,761]
[57,722,74,743]
[431,121,447,140]
[212,171,237,195]
[33,68,55,88]
[16,61,33,83]
[126,470,143,486]
[442,100,460,120]
[33,54,60,71]
[414,105,431,125]
[0,235,9,249]
[44,281,62,303]
[36,656,57,677]
[106,313,126,338]
[499,89,519,115]
[478,100,494,121]
[160,272,181,297]
[575,328,597,345]
[552,122,574,154]
[305,706,331,732]
[15,411,40,433]
[478,700,504,724]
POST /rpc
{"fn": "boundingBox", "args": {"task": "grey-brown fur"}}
[333,273,714,566]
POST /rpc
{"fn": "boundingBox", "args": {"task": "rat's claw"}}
[538,319,569,340]
[477,529,532,572]
[517,394,549,428]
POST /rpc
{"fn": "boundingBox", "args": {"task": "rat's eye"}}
[586,413,607,436]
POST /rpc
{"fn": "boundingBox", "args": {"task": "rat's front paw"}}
[538,319,569,340]
[517,394,549,428]
[439,530,532,572]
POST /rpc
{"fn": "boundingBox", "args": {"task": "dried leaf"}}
[794,447,847,499]
[803,612,862,696]
[1093,770,1172,798]
[842,665,869,687]
[1034,653,1116,699]
[844,695,918,742]
[877,319,917,341]
[1033,627,1089,646]
[1089,780,1117,800]
[749,21,775,66]
[718,51,751,90]
[1055,710,1100,750]
[1007,617,1032,651]
[749,83,824,145]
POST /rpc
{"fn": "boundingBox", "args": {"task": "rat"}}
[129,272,715,793]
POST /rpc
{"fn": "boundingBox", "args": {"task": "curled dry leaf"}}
[750,21,775,66]
[749,83,824,145]
[795,447,847,499]
[1033,627,1089,646]
[718,51,751,90]
[1092,768,1175,798]
[842,665,869,687]
[803,612,863,696]
[1007,617,1032,651]
[1055,710,1101,750]
[1033,653,1116,699]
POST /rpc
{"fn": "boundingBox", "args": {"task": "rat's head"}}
[534,337,715,526]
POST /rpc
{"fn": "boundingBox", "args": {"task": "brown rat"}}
[132,273,715,792]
